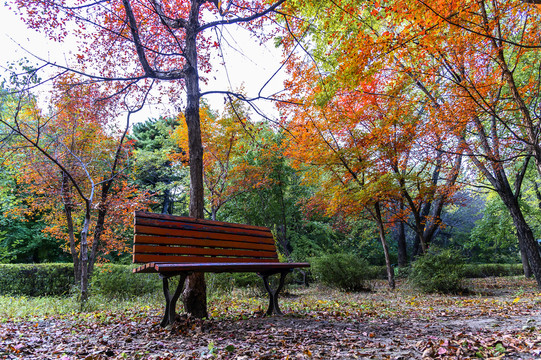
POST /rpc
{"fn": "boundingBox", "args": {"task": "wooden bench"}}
[132,211,310,327]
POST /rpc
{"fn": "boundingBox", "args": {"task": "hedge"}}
[0,263,161,297]
[462,263,523,278]
[0,263,74,296]
[0,262,527,297]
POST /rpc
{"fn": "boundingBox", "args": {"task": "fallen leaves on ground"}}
[1,277,540,359]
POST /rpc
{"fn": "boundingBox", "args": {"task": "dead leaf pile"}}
[1,277,540,359]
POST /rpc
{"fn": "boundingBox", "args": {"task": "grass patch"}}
[0,276,537,325]
[0,291,164,322]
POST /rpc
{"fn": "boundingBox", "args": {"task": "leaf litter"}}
[1,277,540,359]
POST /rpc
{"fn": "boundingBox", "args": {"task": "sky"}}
[0,3,287,124]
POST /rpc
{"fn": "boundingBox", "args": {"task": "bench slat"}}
[136,211,270,232]
[133,244,278,258]
[133,254,280,264]
[134,235,276,251]
[136,216,273,238]
[135,225,275,245]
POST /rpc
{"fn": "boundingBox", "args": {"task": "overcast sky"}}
[0,4,287,123]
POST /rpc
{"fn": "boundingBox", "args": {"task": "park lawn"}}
[0,276,540,359]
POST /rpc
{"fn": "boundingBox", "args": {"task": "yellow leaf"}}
[512,297,520,304]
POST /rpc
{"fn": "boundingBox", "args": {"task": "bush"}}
[310,253,370,292]
[462,263,523,278]
[91,264,161,297]
[0,263,74,296]
[395,266,411,279]
[409,248,466,294]
[366,266,388,280]
[207,272,285,298]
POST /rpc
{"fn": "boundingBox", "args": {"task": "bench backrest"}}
[133,211,279,264]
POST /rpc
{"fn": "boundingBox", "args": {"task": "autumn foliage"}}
[277,0,541,287]
[8,79,150,259]
[173,99,275,220]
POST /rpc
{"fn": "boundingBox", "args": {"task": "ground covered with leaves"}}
[1,277,540,359]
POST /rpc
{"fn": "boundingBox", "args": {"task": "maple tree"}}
[0,73,152,301]
[9,0,289,318]
[277,2,465,284]
[278,0,541,288]
[380,0,541,283]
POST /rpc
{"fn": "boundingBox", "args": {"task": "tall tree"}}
[280,0,541,288]
[11,0,288,317]
[0,74,151,301]
[381,0,541,283]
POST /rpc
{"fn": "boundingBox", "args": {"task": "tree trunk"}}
[181,0,208,319]
[375,202,395,290]
[79,206,92,304]
[396,219,408,267]
[412,235,421,258]
[88,206,107,279]
[277,167,292,257]
[519,239,533,278]
[500,190,541,287]
[211,206,217,221]
[61,171,80,283]
[162,188,172,214]
[64,204,80,283]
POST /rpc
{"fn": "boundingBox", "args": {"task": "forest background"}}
[0,0,541,305]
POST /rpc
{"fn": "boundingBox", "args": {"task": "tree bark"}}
[64,204,80,283]
[375,202,395,290]
[498,182,541,286]
[62,171,80,283]
[277,166,292,257]
[181,0,208,319]
[519,239,533,278]
[396,218,408,267]
[87,181,112,279]
[162,188,172,214]
[79,206,92,304]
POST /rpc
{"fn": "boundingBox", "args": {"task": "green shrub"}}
[395,266,411,279]
[409,248,466,294]
[310,253,370,292]
[366,265,388,280]
[462,263,523,278]
[91,264,161,297]
[207,272,271,298]
[0,263,74,296]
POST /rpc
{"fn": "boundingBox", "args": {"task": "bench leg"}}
[160,273,187,327]
[259,271,288,316]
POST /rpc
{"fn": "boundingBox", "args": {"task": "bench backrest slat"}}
[135,225,274,245]
[136,212,270,232]
[136,217,273,239]
[134,245,278,258]
[134,235,276,251]
[133,211,280,264]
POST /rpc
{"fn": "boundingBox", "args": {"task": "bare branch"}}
[198,0,286,33]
